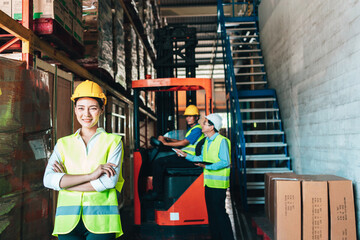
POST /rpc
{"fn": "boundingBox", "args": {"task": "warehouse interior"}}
[0,0,359,239]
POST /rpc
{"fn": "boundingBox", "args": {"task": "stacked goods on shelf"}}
[0,57,52,239]
[114,0,126,88]
[10,0,79,39]
[265,173,357,240]
[124,23,138,86]
[82,0,126,89]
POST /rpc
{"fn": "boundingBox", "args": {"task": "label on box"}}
[28,139,47,160]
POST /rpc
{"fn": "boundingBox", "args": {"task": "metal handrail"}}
[217,0,249,210]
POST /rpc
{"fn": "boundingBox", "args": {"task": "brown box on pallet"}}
[264,172,296,224]
[274,179,301,240]
[299,175,357,240]
[298,175,328,240]
[327,175,357,240]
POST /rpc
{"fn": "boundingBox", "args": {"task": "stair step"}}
[247,197,265,204]
[246,154,290,161]
[231,42,260,46]
[240,108,279,113]
[245,167,292,174]
[232,49,261,53]
[235,72,266,76]
[230,35,258,39]
[226,27,257,31]
[234,64,264,68]
[238,97,276,102]
[233,56,263,60]
[245,142,287,147]
[242,119,281,124]
[243,130,284,135]
[225,21,256,26]
[236,81,267,85]
[247,182,265,190]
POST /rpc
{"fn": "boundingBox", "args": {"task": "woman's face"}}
[74,97,103,130]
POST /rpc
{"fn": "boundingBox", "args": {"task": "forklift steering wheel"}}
[150,136,163,147]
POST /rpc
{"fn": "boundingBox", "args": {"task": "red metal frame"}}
[0,0,33,67]
[132,78,213,115]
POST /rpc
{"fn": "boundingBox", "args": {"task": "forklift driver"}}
[144,105,205,200]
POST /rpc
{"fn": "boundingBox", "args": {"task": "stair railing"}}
[218,0,248,210]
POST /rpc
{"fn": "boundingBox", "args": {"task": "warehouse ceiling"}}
[158,0,225,87]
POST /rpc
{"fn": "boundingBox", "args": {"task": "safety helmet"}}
[71,80,107,105]
[206,113,223,131]
[184,105,199,116]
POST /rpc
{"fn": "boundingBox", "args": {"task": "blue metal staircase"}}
[217,0,292,209]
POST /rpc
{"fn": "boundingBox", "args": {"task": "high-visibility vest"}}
[203,134,231,189]
[181,124,204,155]
[52,131,124,238]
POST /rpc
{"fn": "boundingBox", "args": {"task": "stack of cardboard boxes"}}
[265,173,357,240]
[0,0,83,44]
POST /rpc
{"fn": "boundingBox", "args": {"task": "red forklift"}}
[132,77,213,239]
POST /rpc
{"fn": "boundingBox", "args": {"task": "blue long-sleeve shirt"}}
[43,128,122,192]
[185,133,230,171]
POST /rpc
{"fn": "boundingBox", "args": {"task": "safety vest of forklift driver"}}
[181,124,205,155]
[203,134,231,189]
[52,132,124,238]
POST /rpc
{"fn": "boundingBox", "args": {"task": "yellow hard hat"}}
[184,105,199,116]
[71,80,107,105]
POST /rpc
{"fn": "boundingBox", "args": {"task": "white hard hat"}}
[206,113,223,131]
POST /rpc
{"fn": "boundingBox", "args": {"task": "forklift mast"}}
[154,25,198,135]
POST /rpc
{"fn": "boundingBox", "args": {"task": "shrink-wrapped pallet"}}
[114,0,126,88]
[0,57,52,239]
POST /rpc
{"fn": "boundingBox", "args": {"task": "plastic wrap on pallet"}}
[132,37,139,81]
[125,24,138,85]
[138,40,144,80]
[0,57,52,239]
[114,0,126,89]
[0,58,26,132]
[98,0,114,78]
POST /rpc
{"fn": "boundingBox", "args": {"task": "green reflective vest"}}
[52,131,124,238]
[203,134,231,189]
[181,124,204,155]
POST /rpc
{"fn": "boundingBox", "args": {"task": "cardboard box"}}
[300,175,356,240]
[328,177,357,240]
[0,0,12,17]
[274,180,301,240]
[73,18,83,44]
[33,0,65,25]
[264,172,296,223]
[300,176,328,240]
[63,7,72,34]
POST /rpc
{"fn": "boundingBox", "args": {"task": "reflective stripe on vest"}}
[181,124,204,155]
[52,132,123,238]
[203,134,231,189]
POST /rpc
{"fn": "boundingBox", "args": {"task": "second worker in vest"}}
[144,105,204,200]
[174,113,235,240]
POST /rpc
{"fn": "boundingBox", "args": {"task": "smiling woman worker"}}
[43,80,124,240]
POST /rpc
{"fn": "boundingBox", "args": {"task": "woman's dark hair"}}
[74,97,104,108]
[207,119,218,132]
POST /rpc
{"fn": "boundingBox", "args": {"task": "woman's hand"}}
[89,163,117,181]
[52,161,65,173]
